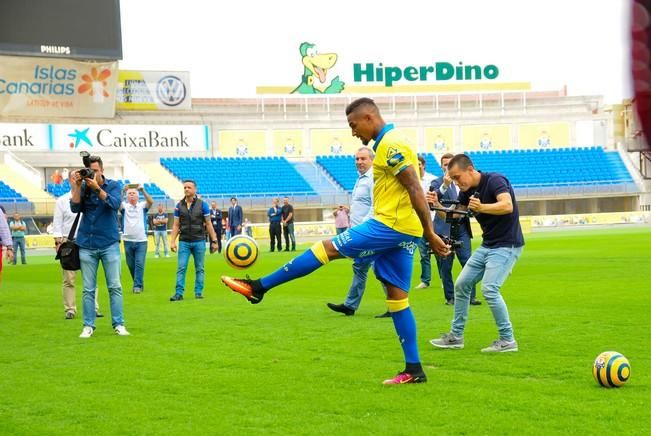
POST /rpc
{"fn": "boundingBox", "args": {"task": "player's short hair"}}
[417,155,426,166]
[440,152,454,164]
[448,154,474,170]
[345,97,378,116]
[182,179,196,186]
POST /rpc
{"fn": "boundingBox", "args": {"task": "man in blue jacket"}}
[267,198,283,252]
[70,155,129,339]
[228,197,243,237]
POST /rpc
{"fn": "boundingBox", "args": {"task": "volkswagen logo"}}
[156,75,186,107]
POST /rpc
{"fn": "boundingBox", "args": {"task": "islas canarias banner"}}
[0,55,117,118]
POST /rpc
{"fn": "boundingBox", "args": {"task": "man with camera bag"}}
[429,153,481,306]
[429,154,524,353]
[70,153,129,338]
[53,191,103,320]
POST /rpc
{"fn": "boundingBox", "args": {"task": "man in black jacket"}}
[169,180,219,301]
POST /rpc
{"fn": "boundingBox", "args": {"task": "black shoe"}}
[284,248,290,252]
[291,248,296,251]
[470,299,482,306]
[374,311,392,319]
[95,311,104,318]
[65,311,75,320]
[326,303,355,316]
[445,299,455,305]
[195,294,204,299]
[169,294,184,301]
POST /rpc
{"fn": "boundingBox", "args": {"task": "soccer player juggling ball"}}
[222,98,450,385]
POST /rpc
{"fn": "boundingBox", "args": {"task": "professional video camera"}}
[428,189,478,255]
[77,151,94,179]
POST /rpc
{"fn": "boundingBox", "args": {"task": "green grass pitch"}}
[1,227,650,434]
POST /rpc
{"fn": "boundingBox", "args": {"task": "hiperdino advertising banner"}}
[0,55,117,118]
[117,71,191,111]
[0,123,210,152]
[257,42,530,95]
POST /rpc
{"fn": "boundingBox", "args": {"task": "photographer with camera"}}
[120,184,153,294]
[429,153,481,306]
[70,153,129,338]
[429,154,524,353]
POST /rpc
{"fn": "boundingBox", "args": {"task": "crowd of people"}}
[2,97,525,387]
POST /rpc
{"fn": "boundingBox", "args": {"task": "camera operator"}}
[428,153,481,306]
[70,154,129,338]
[429,154,524,353]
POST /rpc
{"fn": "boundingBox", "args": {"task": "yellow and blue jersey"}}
[372,124,423,237]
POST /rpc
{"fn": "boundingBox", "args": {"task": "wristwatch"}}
[211,240,218,244]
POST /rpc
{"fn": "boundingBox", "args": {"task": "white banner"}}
[0,55,117,118]
[117,71,191,110]
[50,124,209,152]
[0,123,49,151]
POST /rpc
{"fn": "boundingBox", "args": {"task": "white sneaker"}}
[165,254,171,258]
[414,282,429,289]
[114,325,130,336]
[154,254,160,258]
[79,326,94,339]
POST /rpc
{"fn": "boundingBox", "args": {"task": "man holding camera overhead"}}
[121,184,154,294]
[70,153,129,339]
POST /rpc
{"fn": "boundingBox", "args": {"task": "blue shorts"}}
[331,219,420,291]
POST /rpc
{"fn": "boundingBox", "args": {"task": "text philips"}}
[40,45,71,55]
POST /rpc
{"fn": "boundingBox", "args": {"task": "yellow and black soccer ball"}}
[224,235,259,269]
[593,351,630,388]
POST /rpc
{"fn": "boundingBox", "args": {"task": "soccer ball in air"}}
[224,235,259,269]
[592,351,630,388]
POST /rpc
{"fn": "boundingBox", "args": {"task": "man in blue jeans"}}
[153,204,170,258]
[121,185,153,293]
[429,154,524,353]
[169,180,219,301]
[70,155,129,338]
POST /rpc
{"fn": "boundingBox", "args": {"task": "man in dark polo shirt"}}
[169,180,219,301]
[429,154,524,353]
[281,197,296,251]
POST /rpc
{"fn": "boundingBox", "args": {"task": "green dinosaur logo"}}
[291,42,345,94]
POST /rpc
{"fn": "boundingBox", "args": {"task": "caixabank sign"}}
[0,55,118,118]
[0,123,210,152]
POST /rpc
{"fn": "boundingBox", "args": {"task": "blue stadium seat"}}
[160,156,316,196]
[465,147,633,188]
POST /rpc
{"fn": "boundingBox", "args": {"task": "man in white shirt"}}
[121,185,153,293]
[327,147,390,317]
[52,192,102,319]
[414,155,436,289]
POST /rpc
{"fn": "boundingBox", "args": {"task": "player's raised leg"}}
[221,239,342,303]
